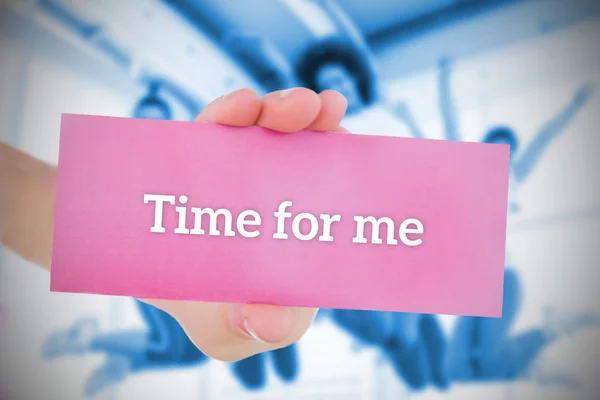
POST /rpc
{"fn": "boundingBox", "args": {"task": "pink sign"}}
[51,114,510,317]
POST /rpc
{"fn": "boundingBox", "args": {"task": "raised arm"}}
[513,82,595,183]
[438,57,460,142]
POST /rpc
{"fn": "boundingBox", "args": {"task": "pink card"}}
[51,114,510,317]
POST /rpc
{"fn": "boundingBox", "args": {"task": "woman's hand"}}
[0,87,349,362]
[145,87,348,361]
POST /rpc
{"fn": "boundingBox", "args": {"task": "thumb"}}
[142,298,317,362]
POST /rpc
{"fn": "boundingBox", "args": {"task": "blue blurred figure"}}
[296,38,376,115]
[296,0,412,140]
[231,344,299,389]
[447,270,600,386]
[394,58,598,387]
[296,0,377,115]
[436,58,595,214]
[43,301,208,397]
[435,58,598,386]
[330,310,449,391]
[43,300,300,396]
[294,13,456,379]
[132,82,172,120]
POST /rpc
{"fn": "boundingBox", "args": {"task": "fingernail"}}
[320,89,343,97]
[279,88,295,99]
[239,318,267,343]
[232,306,267,343]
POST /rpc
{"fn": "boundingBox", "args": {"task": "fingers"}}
[256,88,348,133]
[195,88,349,133]
[195,88,263,126]
[257,88,348,134]
[306,90,348,131]
[332,125,350,133]
[256,87,322,132]
[148,87,349,363]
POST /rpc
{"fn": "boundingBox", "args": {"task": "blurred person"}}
[447,269,600,385]
[132,82,172,120]
[48,306,443,394]
[435,58,598,386]
[331,310,449,391]
[304,0,376,115]
[295,3,451,389]
[241,308,448,393]
[386,314,449,391]
[0,87,349,373]
[397,57,598,387]
[296,0,414,137]
[401,57,596,215]
[43,299,300,396]
[436,58,595,215]
[231,343,299,389]
[296,38,375,116]
[43,301,208,397]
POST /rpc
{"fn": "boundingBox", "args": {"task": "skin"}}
[0,87,349,362]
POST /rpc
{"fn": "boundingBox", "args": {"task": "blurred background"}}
[1,0,600,399]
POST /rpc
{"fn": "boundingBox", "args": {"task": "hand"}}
[1,87,349,363]
[146,88,348,361]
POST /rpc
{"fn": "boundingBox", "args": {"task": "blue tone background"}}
[1,0,599,399]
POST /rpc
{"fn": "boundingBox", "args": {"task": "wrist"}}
[0,142,56,269]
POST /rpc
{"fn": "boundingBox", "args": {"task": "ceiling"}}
[333,0,458,36]
[164,0,506,63]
